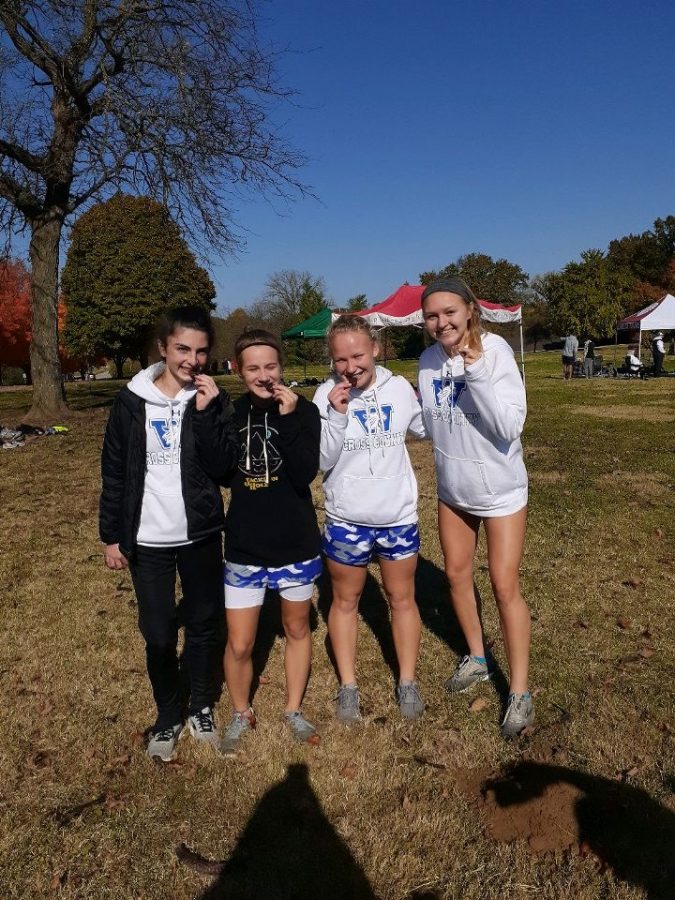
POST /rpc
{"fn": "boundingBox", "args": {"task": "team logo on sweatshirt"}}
[149,416,180,450]
[352,404,393,434]
[432,379,466,409]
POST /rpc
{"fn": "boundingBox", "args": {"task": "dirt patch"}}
[596,470,668,499]
[529,470,568,485]
[455,765,581,853]
[570,404,674,423]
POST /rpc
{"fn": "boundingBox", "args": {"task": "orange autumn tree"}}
[0,259,88,381]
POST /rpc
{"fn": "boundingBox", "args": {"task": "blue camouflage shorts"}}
[322,520,420,566]
[224,556,323,609]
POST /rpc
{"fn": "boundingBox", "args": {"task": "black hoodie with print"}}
[197,392,321,567]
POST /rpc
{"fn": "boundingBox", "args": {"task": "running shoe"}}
[335,685,361,723]
[147,723,183,762]
[444,654,492,693]
[221,708,256,755]
[284,711,320,744]
[396,681,425,720]
[188,706,220,749]
[501,692,535,739]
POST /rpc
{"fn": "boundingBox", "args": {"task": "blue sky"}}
[209,0,675,312]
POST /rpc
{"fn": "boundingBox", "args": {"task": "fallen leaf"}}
[638,647,654,658]
[622,578,642,589]
[574,619,589,629]
[340,761,358,780]
[468,697,488,713]
[616,617,632,629]
[175,843,225,876]
[257,675,271,685]
[401,794,413,810]
[531,686,544,698]
[50,870,68,890]
[40,698,55,716]
[654,527,664,538]
[642,628,653,639]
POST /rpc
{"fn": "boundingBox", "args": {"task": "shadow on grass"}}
[316,556,509,703]
[486,761,675,900]
[200,762,380,900]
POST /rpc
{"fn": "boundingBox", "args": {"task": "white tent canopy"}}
[616,293,675,358]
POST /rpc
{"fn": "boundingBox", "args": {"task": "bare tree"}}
[0,1,308,418]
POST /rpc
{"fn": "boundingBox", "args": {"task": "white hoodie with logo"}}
[312,366,426,527]
[128,362,197,546]
[417,333,528,517]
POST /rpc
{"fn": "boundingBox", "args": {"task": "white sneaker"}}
[147,723,183,762]
[188,707,220,749]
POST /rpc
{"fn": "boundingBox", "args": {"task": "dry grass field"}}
[0,351,673,899]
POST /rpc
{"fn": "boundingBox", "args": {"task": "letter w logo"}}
[353,404,393,434]
[149,417,178,450]
[432,379,466,409]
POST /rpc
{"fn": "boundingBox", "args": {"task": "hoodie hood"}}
[128,362,197,406]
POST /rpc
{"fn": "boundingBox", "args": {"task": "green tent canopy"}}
[281,307,333,339]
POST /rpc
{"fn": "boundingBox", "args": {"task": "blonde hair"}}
[326,314,378,347]
[421,277,483,352]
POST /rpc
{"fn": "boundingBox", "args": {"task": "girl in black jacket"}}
[100,306,237,762]
[194,330,322,752]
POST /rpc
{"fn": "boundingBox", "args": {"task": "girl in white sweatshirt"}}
[417,278,533,738]
[313,316,427,722]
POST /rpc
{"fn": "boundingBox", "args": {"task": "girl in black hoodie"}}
[195,330,322,752]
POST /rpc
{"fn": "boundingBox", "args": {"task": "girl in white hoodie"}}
[100,307,237,761]
[417,278,533,738]
[313,316,427,722]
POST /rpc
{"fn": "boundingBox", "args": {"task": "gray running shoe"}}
[147,723,183,762]
[445,655,491,693]
[221,708,255,755]
[188,706,220,749]
[335,685,361,723]
[501,692,535,739]
[396,681,425,720]
[284,711,320,744]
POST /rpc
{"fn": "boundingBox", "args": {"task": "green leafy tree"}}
[420,253,529,302]
[62,195,215,378]
[346,293,368,311]
[0,2,306,418]
[607,215,675,308]
[533,250,633,337]
[522,300,552,351]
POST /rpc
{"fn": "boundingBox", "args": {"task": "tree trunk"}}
[114,353,125,379]
[27,217,67,420]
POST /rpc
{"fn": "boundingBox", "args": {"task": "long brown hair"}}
[421,277,483,352]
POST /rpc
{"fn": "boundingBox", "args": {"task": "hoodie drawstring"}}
[245,407,269,485]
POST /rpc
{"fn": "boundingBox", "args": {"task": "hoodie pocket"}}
[335,472,412,525]
[433,448,494,507]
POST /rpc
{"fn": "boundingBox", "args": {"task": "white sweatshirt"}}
[312,366,426,527]
[128,362,197,546]
[417,334,528,517]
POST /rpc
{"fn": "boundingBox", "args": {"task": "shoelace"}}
[154,726,178,741]
[192,709,214,732]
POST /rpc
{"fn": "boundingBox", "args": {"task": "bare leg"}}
[326,559,367,685]
[484,507,530,694]
[379,554,420,682]
[438,501,484,657]
[224,606,261,712]
[280,597,313,711]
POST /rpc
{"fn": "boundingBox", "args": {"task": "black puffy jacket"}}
[99,386,237,558]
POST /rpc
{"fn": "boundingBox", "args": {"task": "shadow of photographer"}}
[200,762,379,900]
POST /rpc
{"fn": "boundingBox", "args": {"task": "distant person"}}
[651,332,665,376]
[418,278,534,739]
[562,333,578,380]
[625,347,643,375]
[312,315,427,724]
[583,339,595,378]
[100,306,238,762]
[195,330,322,753]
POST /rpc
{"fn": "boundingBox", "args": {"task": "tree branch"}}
[0,172,41,219]
[0,138,44,173]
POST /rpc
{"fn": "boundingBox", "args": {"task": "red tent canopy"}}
[342,284,522,327]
